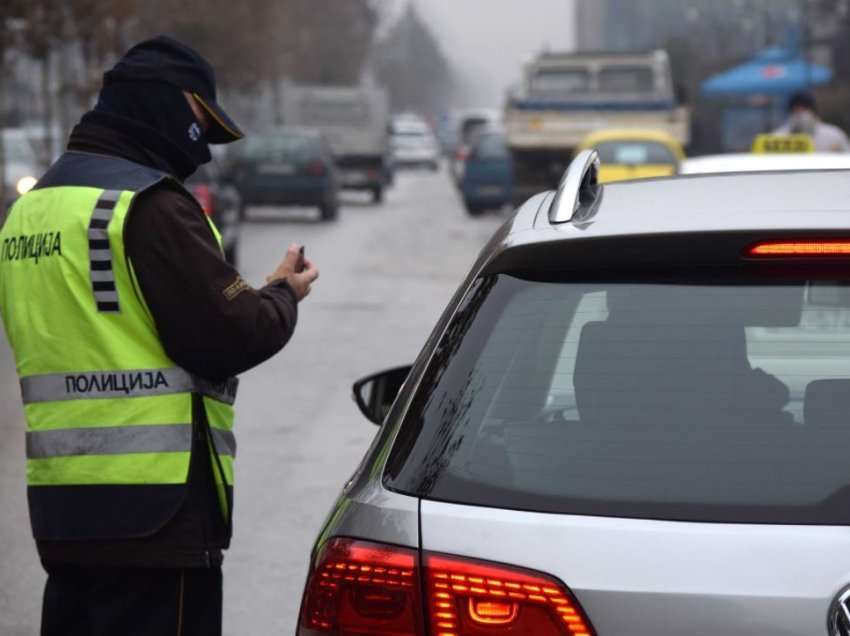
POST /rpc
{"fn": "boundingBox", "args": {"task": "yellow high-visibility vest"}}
[0,152,237,541]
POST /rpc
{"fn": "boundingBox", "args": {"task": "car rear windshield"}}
[298,99,371,126]
[460,118,490,144]
[4,138,37,163]
[596,140,677,165]
[242,135,320,162]
[473,135,509,159]
[385,273,850,524]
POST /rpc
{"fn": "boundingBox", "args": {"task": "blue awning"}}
[702,46,832,96]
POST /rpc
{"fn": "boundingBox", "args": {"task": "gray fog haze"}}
[386,0,576,107]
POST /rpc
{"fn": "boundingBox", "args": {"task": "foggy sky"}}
[386,0,576,107]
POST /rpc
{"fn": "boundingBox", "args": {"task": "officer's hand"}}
[266,244,319,301]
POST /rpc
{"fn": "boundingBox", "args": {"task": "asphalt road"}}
[0,167,504,635]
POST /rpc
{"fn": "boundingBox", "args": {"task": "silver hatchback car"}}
[297,152,850,636]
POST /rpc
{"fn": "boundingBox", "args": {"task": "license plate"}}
[343,170,366,184]
[258,163,295,175]
[478,185,505,196]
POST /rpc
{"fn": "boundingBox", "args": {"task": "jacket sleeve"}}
[124,185,297,381]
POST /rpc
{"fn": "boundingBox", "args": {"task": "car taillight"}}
[297,538,595,636]
[305,161,327,177]
[298,538,423,635]
[192,184,214,216]
[425,553,594,636]
[747,240,850,257]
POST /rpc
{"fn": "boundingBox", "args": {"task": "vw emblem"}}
[828,586,850,635]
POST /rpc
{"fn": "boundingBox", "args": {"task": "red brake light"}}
[425,553,595,636]
[297,538,595,636]
[298,538,423,635]
[192,184,214,216]
[747,240,850,257]
[305,160,327,177]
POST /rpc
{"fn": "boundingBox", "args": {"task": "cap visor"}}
[193,93,244,144]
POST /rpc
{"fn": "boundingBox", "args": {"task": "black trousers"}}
[41,565,222,636]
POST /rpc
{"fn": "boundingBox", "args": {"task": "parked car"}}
[298,151,850,635]
[460,130,513,215]
[576,128,684,183]
[186,160,241,265]
[451,109,500,184]
[2,129,45,220]
[230,128,339,221]
[389,118,440,171]
[681,152,850,175]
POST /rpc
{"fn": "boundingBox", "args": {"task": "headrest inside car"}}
[804,380,850,427]
[605,283,803,327]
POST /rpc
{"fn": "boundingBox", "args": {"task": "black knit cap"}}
[104,35,244,144]
[787,90,817,114]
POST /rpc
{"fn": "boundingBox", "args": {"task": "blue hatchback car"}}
[460,131,512,216]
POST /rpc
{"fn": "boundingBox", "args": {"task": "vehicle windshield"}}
[3,138,37,164]
[595,140,677,165]
[598,66,656,92]
[241,134,319,162]
[460,118,490,144]
[529,69,590,97]
[393,125,430,138]
[297,99,371,126]
[386,273,850,524]
[473,135,509,159]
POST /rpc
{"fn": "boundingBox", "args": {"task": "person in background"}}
[773,90,850,152]
[0,35,318,636]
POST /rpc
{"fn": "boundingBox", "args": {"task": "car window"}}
[386,274,850,524]
[3,138,37,163]
[460,118,489,144]
[242,135,319,162]
[394,131,430,139]
[529,69,589,97]
[595,140,677,165]
[392,121,430,136]
[297,99,370,126]
[599,66,655,92]
[473,135,509,160]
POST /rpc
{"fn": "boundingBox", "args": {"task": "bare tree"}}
[1,0,384,162]
[373,3,455,117]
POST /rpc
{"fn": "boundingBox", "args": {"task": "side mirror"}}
[352,365,412,425]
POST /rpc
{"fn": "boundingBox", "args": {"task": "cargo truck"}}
[505,50,689,199]
[282,83,390,203]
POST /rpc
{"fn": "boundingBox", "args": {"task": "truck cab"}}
[505,50,689,198]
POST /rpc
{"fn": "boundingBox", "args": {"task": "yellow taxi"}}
[576,129,685,183]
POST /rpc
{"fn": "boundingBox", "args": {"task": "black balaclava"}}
[81,79,211,180]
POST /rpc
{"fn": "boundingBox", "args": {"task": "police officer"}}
[0,36,318,635]
[773,90,850,152]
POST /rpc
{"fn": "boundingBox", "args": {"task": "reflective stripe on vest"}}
[20,367,238,405]
[27,424,236,458]
[88,189,122,312]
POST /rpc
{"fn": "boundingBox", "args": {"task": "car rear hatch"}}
[420,502,850,634]
[385,228,850,635]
